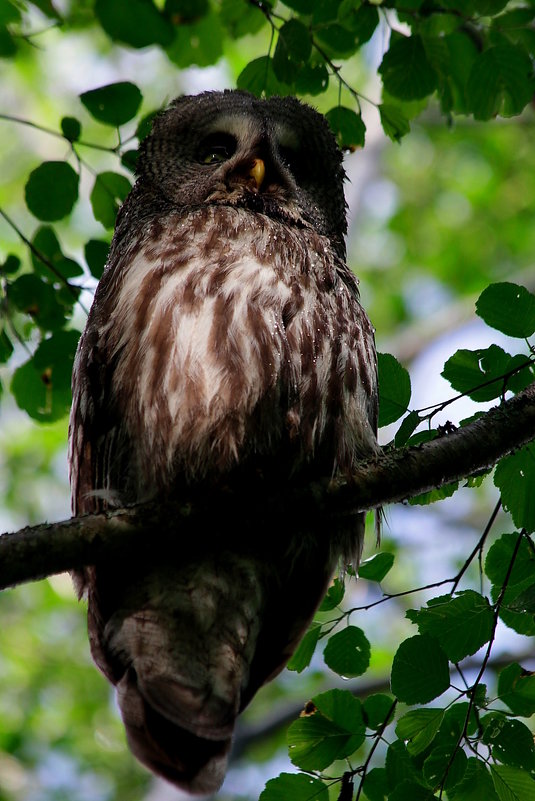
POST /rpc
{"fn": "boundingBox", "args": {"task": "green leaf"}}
[388,779,437,801]
[485,533,535,593]
[260,773,328,801]
[448,757,500,801]
[80,82,142,127]
[237,56,289,98]
[0,328,14,363]
[273,38,298,84]
[294,62,329,95]
[385,740,420,789]
[84,239,109,279]
[339,3,379,47]
[121,149,138,172]
[507,583,535,614]
[475,0,509,12]
[95,0,174,48]
[314,23,359,59]
[466,44,535,120]
[325,107,365,150]
[11,330,80,422]
[506,355,535,394]
[377,352,411,427]
[363,694,395,730]
[379,103,410,142]
[31,226,83,281]
[323,626,370,678]
[409,482,460,506]
[220,0,265,38]
[437,702,478,746]
[379,35,438,100]
[60,116,81,142]
[272,19,311,83]
[311,0,338,24]
[279,0,309,12]
[420,12,461,37]
[394,410,421,447]
[498,663,535,717]
[476,282,535,338]
[25,161,79,222]
[491,764,535,801]
[396,708,445,756]
[0,25,17,56]
[278,19,311,62]
[358,552,394,582]
[423,744,467,790]
[391,634,450,703]
[164,0,209,22]
[0,2,21,24]
[482,714,535,770]
[1,254,20,275]
[136,110,159,142]
[166,12,224,68]
[494,445,535,532]
[313,688,365,732]
[432,31,479,115]
[405,590,494,663]
[491,8,535,52]
[361,767,388,801]
[287,690,365,770]
[8,274,68,331]
[90,171,132,229]
[287,624,321,673]
[485,532,535,633]
[441,345,512,402]
[499,595,535,636]
[24,0,61,20]
[318,577,345,611]
[471,683,488,706]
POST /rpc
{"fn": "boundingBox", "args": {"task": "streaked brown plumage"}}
[68,89,379,794]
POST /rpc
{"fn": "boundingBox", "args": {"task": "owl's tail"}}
[83,510,353,793]
[116,666,232,794]
[87,552,266,794]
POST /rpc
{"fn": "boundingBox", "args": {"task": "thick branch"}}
[1,382,534,592]
[333,380,535,511]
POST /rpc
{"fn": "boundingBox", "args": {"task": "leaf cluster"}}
[0,82,143,420]
[263,526,535,801]
[4,0,535,149]
[379,281,535,527]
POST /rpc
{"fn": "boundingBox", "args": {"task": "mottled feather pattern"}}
[72,206,376,506]
[68,90,379,794]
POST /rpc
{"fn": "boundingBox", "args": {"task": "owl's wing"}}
[335,259,379,435]
[69,330,131,518]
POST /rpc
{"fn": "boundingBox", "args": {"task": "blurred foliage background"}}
[1,1,535,800]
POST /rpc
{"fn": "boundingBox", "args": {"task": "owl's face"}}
[137,90,348,258]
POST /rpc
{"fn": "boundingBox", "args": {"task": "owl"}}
[68,89,379,794]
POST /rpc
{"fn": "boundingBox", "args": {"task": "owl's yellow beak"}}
[249,158,265,190]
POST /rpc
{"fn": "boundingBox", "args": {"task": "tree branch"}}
[1,382,534,592]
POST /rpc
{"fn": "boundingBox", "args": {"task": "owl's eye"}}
[197,133,237,165]
[278,145,305,179]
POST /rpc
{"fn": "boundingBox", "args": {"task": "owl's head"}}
[137,90,348,258]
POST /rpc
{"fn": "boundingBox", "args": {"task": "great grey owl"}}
[68,89,379,794]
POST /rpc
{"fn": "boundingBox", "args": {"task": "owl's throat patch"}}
[209,188,306,230]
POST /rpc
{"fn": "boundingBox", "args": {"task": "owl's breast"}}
[92,206,377,496]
